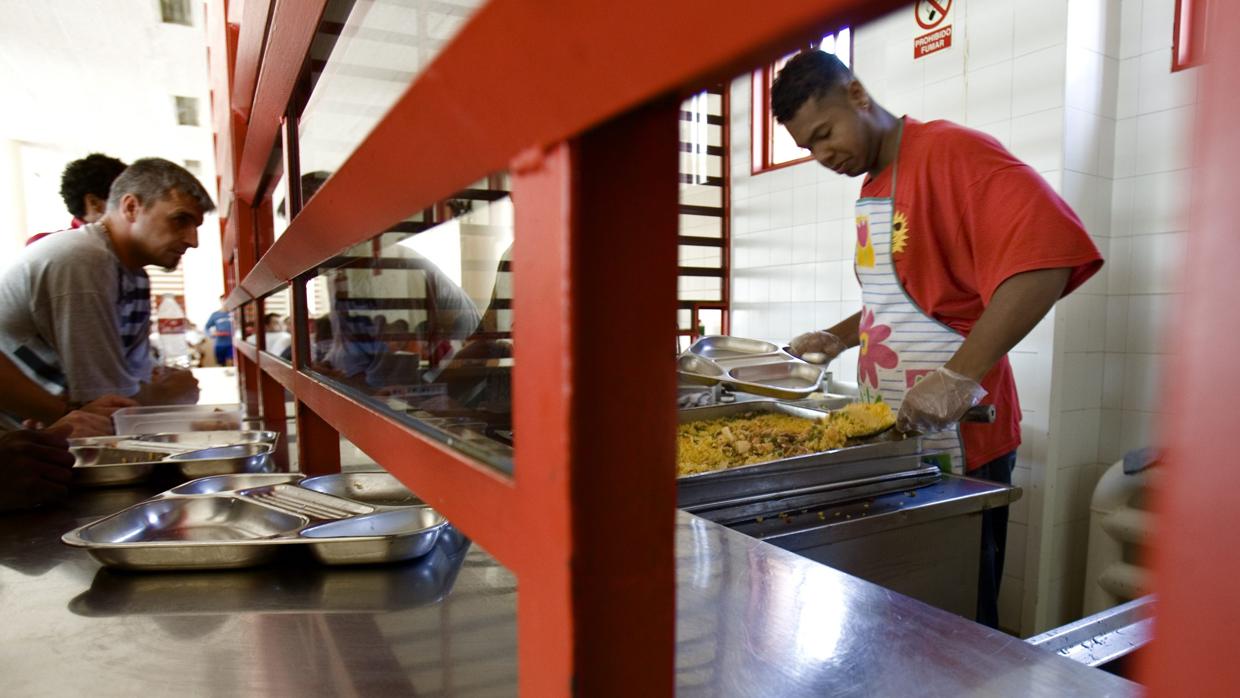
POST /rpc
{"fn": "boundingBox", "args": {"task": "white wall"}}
[729,0,1192,634]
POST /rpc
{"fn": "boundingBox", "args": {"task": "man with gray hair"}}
[0,158,212,411]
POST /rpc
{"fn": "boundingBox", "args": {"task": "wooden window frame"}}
[751,28,852,175]
[1173,0,1209,71]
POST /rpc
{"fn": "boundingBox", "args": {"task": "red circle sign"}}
[915,0,952,30]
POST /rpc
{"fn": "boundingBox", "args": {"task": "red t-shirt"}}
[26,217,86,246]
[860,119,1103,471]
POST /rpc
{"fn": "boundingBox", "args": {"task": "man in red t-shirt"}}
[26,153,127,246]
[772,51,1102,628]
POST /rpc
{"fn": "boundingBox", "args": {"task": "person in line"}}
[0,158,211,411]
[772,51,1102,628]
[26,153,127,246]
[263,313,292,359]
[204,296,234,366]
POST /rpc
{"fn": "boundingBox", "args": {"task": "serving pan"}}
[676,401,929,511]
[62,470,450,571]
[678,335,825,399]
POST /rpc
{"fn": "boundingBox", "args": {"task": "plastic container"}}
[112,404,244,435]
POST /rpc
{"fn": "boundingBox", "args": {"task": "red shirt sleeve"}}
[963,161,1103,303]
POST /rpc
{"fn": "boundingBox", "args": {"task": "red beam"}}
[295,399,340,476]
[231,0,274,121]
[1146,0,1238,691]
[235,0,908,301]
[512,102,680,696]
[235,0,326,203]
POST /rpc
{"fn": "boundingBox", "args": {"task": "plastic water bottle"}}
[156,294,192,368]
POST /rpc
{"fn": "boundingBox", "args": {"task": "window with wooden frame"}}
[751,28,851,174]
[1173,0,1209,71]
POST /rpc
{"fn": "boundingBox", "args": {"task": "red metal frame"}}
[235,0,326,204]
[510,103,680,691]
[1147,1,1238,691]
[205,0,932,694]
[230,0,273,120]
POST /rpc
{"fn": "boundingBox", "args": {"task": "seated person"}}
[262,313,292,359]
[0,354,136,437]
[0,158,208,411]
[0,402,126,513]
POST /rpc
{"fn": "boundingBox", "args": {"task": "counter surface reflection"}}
[1,487,1135,696]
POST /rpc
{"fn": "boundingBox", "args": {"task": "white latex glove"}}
[896,367,988,433]
[788,331,848,365]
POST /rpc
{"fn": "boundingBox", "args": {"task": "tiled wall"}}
[1039,0,1194,630]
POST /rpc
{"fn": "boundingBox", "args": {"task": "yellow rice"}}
[676,401,895,476]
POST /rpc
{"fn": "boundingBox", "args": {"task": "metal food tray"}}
[62,471,451,571]
[678,335,825,399]
[70,431,278,487]
[677,401,929,511]
[69,531,471,617]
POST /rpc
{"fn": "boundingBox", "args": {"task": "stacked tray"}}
[70,430,279,486]
[678,336,825,399]
[677,401,931,512]
[62,471,452,571]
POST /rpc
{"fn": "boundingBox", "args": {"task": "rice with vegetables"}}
[677,401,895,476]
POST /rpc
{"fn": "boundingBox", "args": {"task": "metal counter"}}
[0,486,1136,696]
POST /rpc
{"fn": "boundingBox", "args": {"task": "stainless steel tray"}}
[70,432,278,487]
[677,401,929,511]
[678,335,825,399]
[67,533,472,617]
[62,471,451,571]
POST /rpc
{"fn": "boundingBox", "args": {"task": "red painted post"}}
[1145,0,1237,691]
[512,98,680,696]
[294,399,339,476]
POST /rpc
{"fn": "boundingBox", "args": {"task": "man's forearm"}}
[945,268,1072,382]
[827,311,863,348]
[0,354,67,423]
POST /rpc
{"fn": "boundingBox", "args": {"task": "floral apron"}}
[853,123,967,473]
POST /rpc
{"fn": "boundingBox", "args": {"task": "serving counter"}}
[0,486,1136,696]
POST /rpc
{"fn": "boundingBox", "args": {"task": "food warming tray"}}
[678,336,825,399]
[62,471,451,570]
[677,401,930,511]
[70,431,279,487]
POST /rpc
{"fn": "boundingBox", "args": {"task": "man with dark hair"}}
[774,51,1103,628]
[27,153,128,246]
[0,158,212,409]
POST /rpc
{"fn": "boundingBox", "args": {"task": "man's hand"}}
[789,331,849,364]
[23,410,114,438]
[896,367,988,433]
[77,394,140,417]
[0,425,75,512]
[141,367,200,406]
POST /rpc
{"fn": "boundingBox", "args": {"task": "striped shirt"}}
[0,222,152,402]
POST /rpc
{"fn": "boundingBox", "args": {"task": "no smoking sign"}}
[914,0,953,58]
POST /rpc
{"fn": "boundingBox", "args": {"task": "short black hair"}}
[770,50,853,123]
[59,153,127,218]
